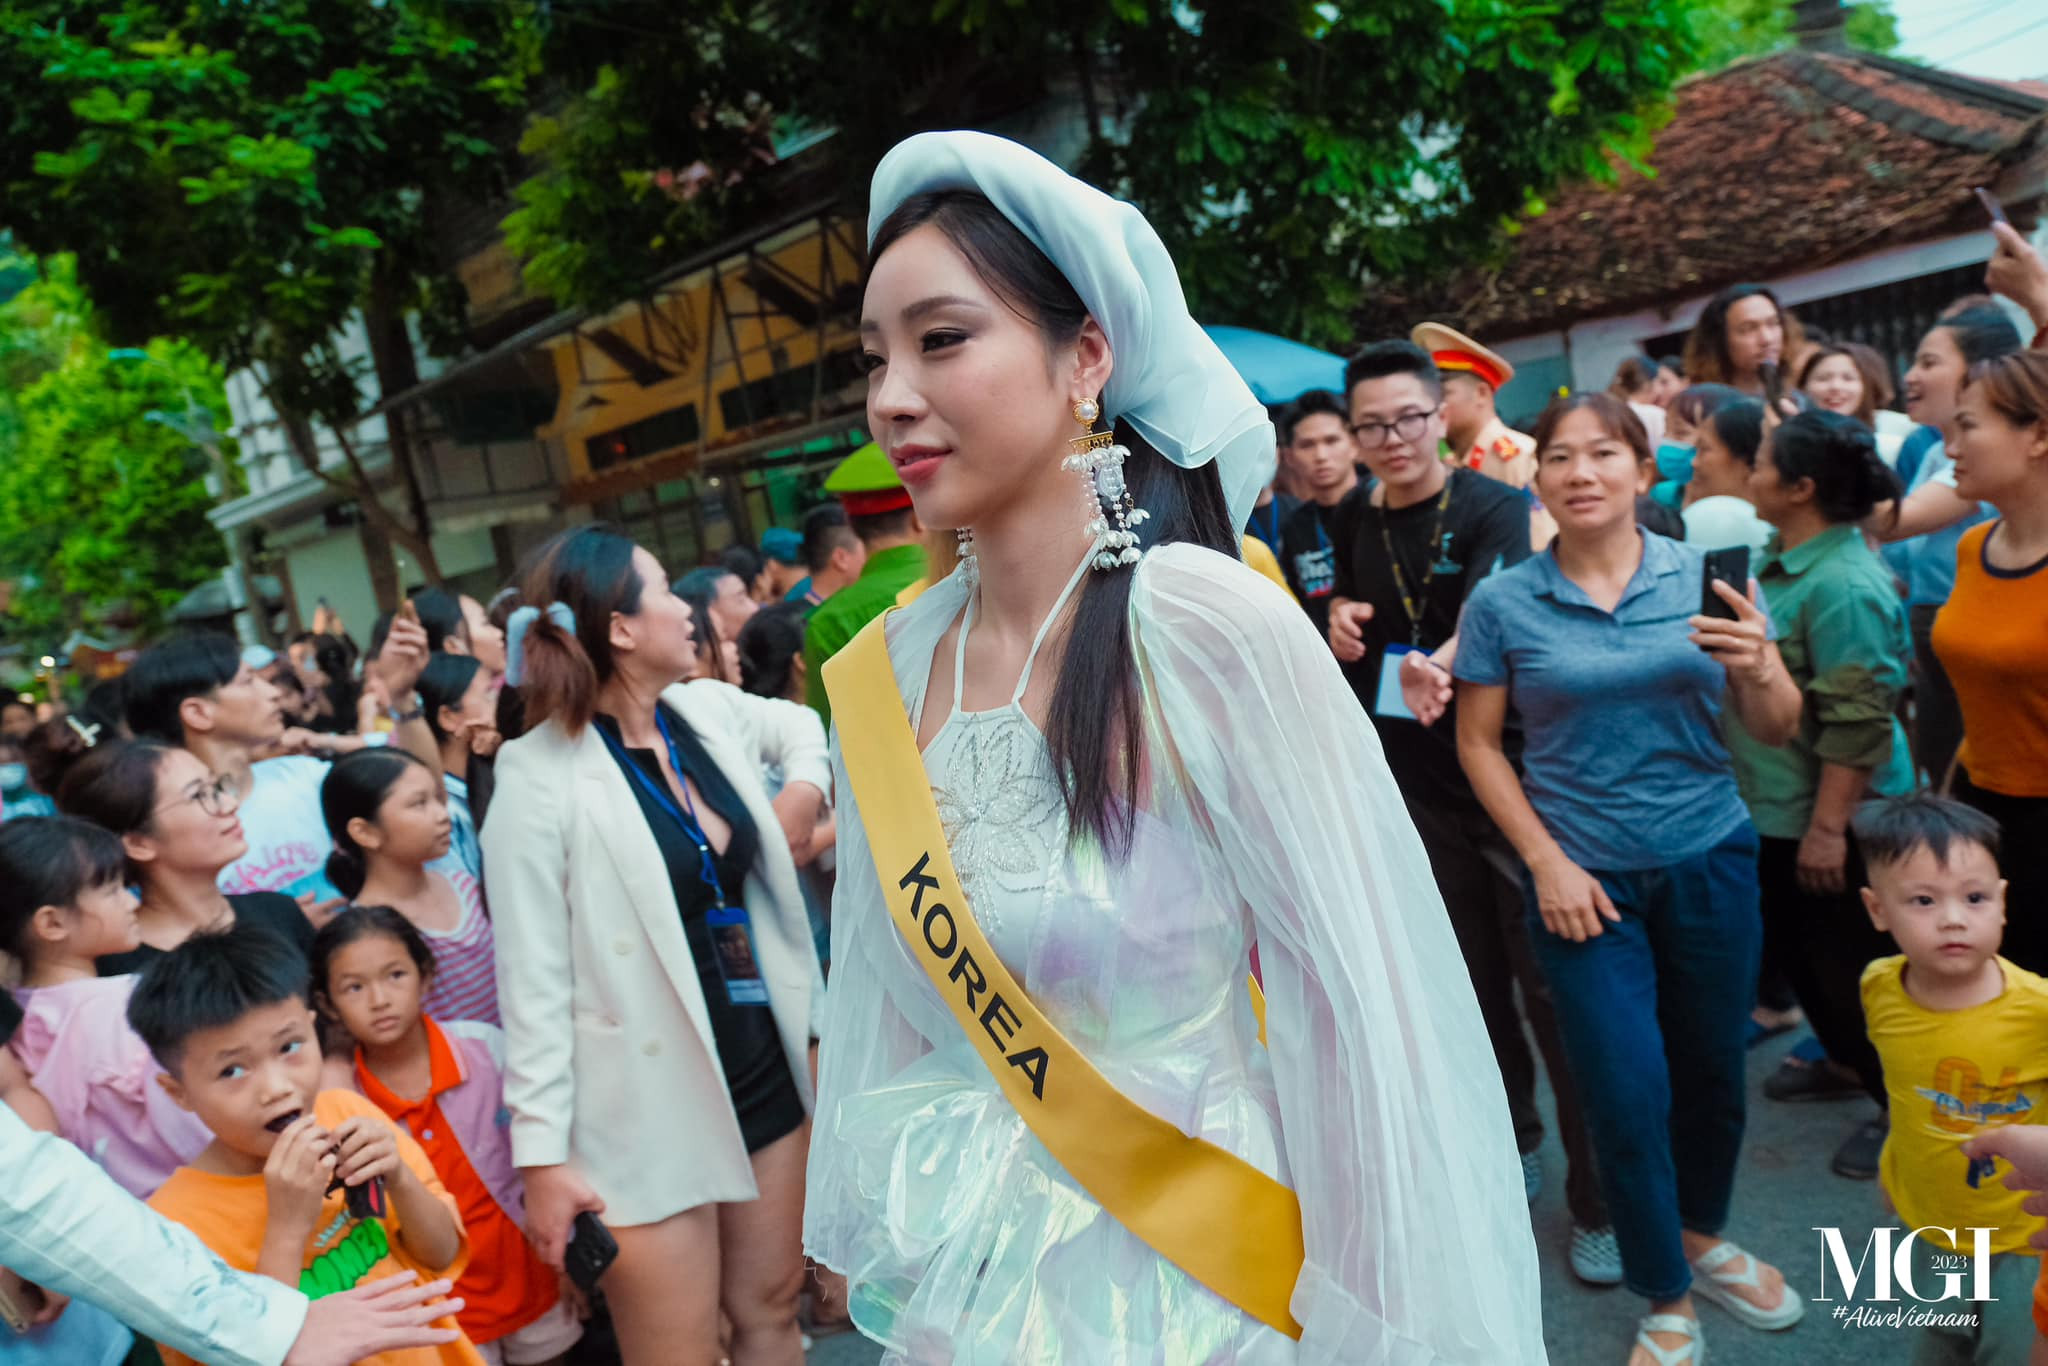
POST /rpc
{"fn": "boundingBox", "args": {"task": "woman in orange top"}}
[1933,350,2048,972]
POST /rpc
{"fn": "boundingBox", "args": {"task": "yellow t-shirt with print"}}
[1863,954,2048,1254]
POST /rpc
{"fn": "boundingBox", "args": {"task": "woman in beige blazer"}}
[483,526,829,1366]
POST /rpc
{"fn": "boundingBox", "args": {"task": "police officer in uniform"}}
[801,441,928,729]
[1412,322,1551,548]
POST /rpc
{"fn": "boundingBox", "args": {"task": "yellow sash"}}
[824,613,1306,1340]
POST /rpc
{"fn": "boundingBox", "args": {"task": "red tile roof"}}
[1358,52,2048,340]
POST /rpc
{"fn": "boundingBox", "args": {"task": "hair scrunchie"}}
[503,601,577,688]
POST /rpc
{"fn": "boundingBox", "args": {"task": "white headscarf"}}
[868,130,1275,534]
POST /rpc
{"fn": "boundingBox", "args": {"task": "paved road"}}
[804,1032,1957,1363]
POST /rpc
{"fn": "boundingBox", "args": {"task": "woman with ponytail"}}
[480,523,829,1366]
[416,651,499,880]
[1729,408,1913,1179]
[320,748,498,1026]
[808,133,1540,1363]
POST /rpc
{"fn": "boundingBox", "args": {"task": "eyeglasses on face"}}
[156,771,240,818]
[1349,406,1441,450]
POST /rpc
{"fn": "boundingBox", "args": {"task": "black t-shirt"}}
[1332,468,1532,812]
[1278,486,1364,642]
[97,891,316,979]
[595,706,803,1154]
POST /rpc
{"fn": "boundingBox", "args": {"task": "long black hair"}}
[417,652,484,746]
[1683,283,1804,384]
[737,603,809,700]
[49,738,182,882]
[320,748,435,898]
[1931,305,2023,369]
[867,190,1236,858]
[509,525,645,737]
[674,570,733,685]
[1706,399,1768,469]
[1768,409,1902,525]
[0,816,129,962]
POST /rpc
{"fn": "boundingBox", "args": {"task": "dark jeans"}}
[1409,798,1609,1229]
[1755,835,1890,1105]
[1953,771,2048,976]
[1525,823,1762,1301]
[1910,602,1963,784]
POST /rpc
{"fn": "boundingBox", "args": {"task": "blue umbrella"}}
[1203,326,1347,406]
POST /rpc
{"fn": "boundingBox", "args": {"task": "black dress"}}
[97,891,315,978]
[594,706,804,1154]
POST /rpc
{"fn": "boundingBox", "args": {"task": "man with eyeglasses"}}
[1324,338,1621,1285]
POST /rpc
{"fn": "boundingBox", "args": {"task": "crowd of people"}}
[4,129,2048,1366]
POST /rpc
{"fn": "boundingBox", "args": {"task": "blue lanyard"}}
[598,713,728,909]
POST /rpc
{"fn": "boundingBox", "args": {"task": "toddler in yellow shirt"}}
[1857,792,2048,1364]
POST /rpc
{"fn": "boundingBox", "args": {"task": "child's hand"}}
[328,1115,402,1189]
[266,1116,337,1231]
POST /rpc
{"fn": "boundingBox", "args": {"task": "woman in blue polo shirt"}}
[1456,392,1804,1366]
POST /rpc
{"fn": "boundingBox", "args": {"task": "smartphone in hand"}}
[1700,546,1750,621]
[564,1210,619,1292]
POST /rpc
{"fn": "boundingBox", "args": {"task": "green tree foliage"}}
[504,0,1716,347]
[1688,0,1901,72]
[0,252,235,644]
[0,1,535,585]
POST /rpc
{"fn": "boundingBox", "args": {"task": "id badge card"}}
[705,904,770,1006]
[1375,643,1417,720]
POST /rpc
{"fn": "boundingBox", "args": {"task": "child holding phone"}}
[130,922,479,1366]
[313,908,581,1366]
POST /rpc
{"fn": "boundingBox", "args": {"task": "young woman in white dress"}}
[803,131,1546,1364]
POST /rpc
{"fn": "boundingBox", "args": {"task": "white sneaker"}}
[1571,1224,1624,1286]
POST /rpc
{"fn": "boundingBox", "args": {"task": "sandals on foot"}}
[1688,1241,1804,1330]
[1632,1313,1704,1365]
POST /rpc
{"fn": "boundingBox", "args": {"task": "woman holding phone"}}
[483,526,830,1366]
[1456,392,1802,1366]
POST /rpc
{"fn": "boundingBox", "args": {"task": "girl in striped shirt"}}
[321,749,501,1026]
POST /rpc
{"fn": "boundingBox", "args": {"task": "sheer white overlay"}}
[804,543,1546,1364]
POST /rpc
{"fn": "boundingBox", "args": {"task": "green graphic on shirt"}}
[299,1216,391,1298]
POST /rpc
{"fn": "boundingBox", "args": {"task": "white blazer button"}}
[642,1040,661,1056]
[613,940,632,956]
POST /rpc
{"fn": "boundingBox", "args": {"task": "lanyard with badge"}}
[597,714,769,1006]
[1373,480,1453,720]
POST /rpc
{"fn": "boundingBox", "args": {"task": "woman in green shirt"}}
[1732,408,1912,1178]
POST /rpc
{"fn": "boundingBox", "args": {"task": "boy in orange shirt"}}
[127,922,481,1366]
